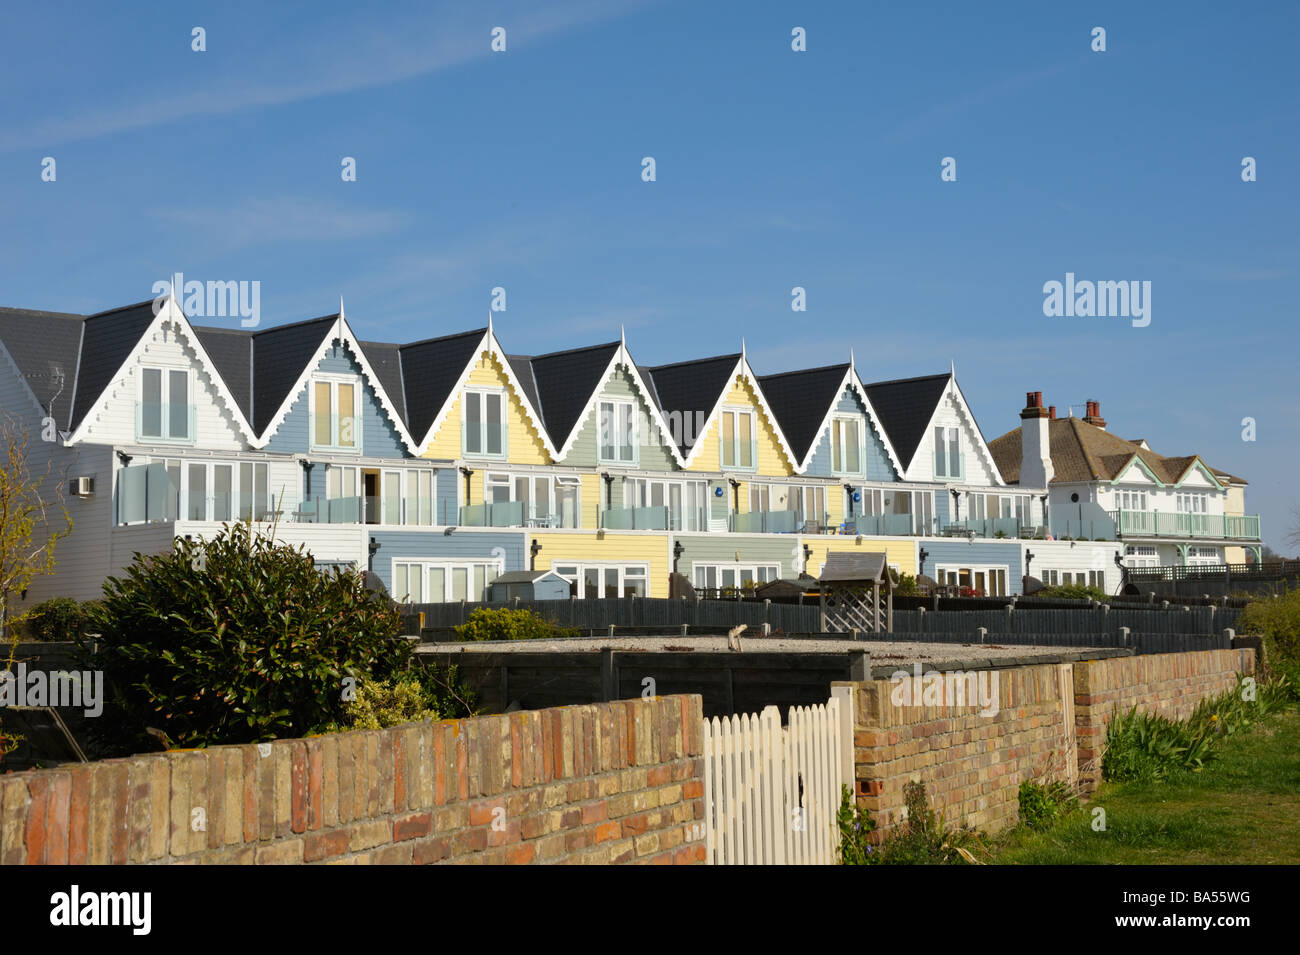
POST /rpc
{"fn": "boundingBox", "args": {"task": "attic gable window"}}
[933,425,962,479]
[464,389,506,458]
[830,416,862,474]
[720,408,755,469]
[312,377,359,452]
[138,367,193,442]
[598,398,638,464]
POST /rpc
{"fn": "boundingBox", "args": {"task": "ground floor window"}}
[1123,544,1159,568]
[1187,546,1222,567]
[392,559,502,603]
[1043,569,1105,588]
[552,562,649,598]
[691,562,780,590]
[935,564,1008,596]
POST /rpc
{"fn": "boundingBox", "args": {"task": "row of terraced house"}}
[0,292,1263,613]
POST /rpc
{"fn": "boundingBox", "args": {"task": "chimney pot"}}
[1025,391,1037,408]
[1048,405,1056,419]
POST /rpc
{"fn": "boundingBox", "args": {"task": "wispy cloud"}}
[0,0,657,152]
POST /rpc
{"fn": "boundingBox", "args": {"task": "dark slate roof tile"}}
[250,315,337,434]
[862,372,952,471]
[757,363,849,464]
[646,354,741,455]
[356,340,407,425]
[192,326,254,422]
[525,341,620,448]
[0,307,87,426]
[398,328,487,444]
[71,301,159,430]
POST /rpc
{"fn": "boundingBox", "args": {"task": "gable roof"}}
[70,301,160,430]
[248,315,337,435]
[396,328,488,447]
[862,372,952,471]
[191,326,253,422]
[0,306,87,424]
[646,354,743,457]
[988,415,1232,488]
[355,340,407,424]
[757,363,851,465]
[522,341,621,449]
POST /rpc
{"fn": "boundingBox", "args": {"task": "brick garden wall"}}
[848,664,1077,837]
[847,648,1257,837]
[1073,648,1254,792]
[0,695,706,866]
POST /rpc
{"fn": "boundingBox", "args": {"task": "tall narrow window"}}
[598,400,637,464]
[312,379,360,451]
[832,418,862,473]
[720,409,755,469]
[464,391,505,457]
[139,367,192,441]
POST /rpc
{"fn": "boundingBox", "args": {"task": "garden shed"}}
[488,570,571,601]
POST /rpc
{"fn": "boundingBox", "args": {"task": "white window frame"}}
[719,407,756,471]
[830,416,864,475]
[690,562,780,590]
[392,558,504,603]
[934,426,962,479]
[625,476,706,531]
[597,398,639,465]
[551,562,651,599]
[138,366,194,443]
[310,374,362,453]
[934,564,1009,596]
[463,387,507,459]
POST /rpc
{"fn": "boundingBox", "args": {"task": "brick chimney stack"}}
[1048,405,1056,420]
[1083,400,1107,430]
[1019,391,1054,489]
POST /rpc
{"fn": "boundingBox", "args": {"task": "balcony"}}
[601,506,670,530]
[1111,510,1261,541]
[730,510,798,533]
[459,501,525,527]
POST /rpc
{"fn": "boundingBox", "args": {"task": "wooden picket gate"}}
[700,687,854,864]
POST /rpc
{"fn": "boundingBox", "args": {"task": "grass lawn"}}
[989,706,1300,865]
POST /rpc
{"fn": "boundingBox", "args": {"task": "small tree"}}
[0,411,73,756]
[81,522,410,753]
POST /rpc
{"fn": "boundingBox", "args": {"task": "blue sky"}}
[1,1,1296,549]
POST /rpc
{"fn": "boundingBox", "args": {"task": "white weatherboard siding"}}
[1024,540,1123,594]
[173,520,368,566]
[78,320,247,452]
[906,392,999,486]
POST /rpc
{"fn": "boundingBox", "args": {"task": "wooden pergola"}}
[818,551,894,634]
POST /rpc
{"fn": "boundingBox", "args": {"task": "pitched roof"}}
[397,328,487,444]
[250,315,337,434]
[646,354,741,455]
[522,341,621,448]
[192,326,253,422]
[988,416,1232,486]
[756,363,850,465]
[70,301,160,430]
[356,340,407,423]
[862,372,951,471]
[0,306,86,424]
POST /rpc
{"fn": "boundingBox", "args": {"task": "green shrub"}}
[1035,583,1108,602]
[24,597,83,641]
[837,784,878,864]
[1018,778,1078,830]
[335,674,438,730]
[80,522,410,753]
[1237,591,1300,692]
[455,607,579,642]
[841,780,984,865]
[1102,675,1292,783]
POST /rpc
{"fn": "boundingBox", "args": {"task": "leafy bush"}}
[1102,675,1293,783]
[1035,583,1108,602]
[455,607,579,642]
[80,522,411,753]
[24,597,83,641]
[1237,591,1300,691]
[841,780,984,865]
[889,570,919,597]
[1018,778,1078,830]
[837,784,878,864]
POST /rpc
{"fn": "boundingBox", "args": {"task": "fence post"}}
[570,595,576,627]
[681,624,688,636]
[764,598,771,630]
[918,606,925,634]
[848,649,870,681]
[1099,603,1109,631]
[1224,627,1235,648]
[461,598,467,625]
[1005,603,1013,631]
[600,648,616,702]
[608,624,615,638]
[830,685,855,793]
[1118,626,1130,646]
[977,626,987,644]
